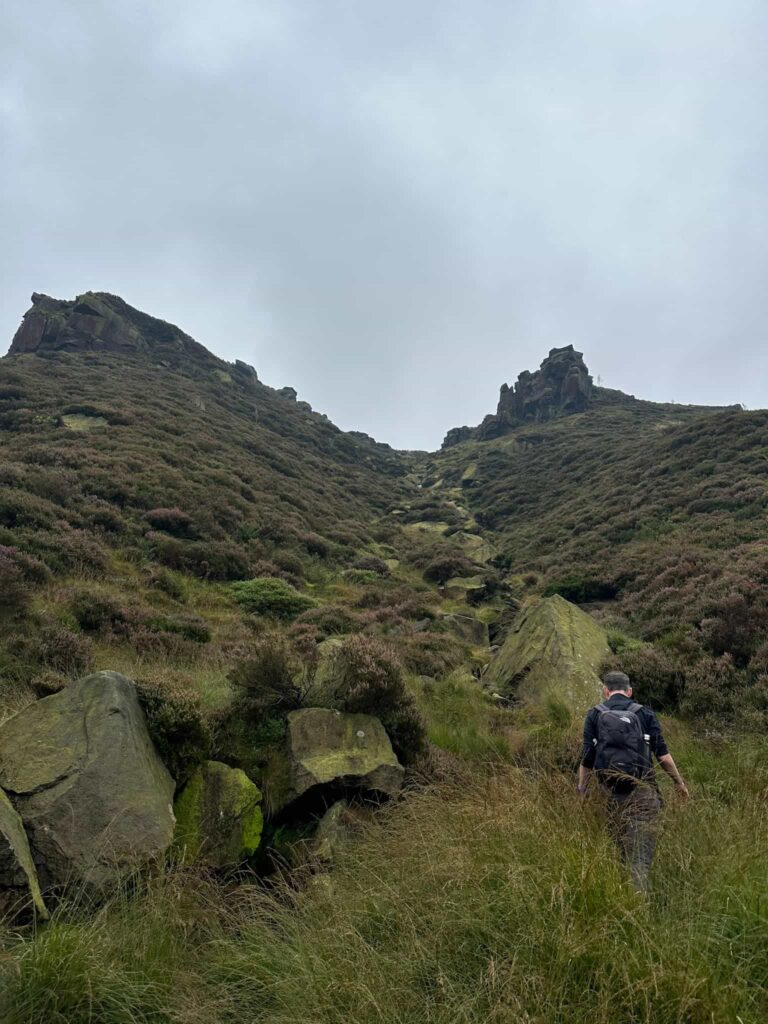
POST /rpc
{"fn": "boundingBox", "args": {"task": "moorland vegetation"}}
[1,294,767,1023]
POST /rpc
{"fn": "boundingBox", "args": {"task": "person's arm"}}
[658,753,689,800]
[648,711,689,800]
[577,710,597,797]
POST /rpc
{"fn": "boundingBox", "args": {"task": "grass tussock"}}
[3,736,767,1024]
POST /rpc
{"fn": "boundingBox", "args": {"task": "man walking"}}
[577,671,688,892]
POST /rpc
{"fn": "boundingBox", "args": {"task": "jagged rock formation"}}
[0,671,175,893]
[483,595,609,715]
[10,292,223,371]
[269,708,404,814]
[442,345,593,447]
[174,761,262,868]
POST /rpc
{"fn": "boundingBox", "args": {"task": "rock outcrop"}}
[271,708,404,814]
[483,595,609,715]
[174,761,262,867]
[442,346,594,447]
[0,788,47,917]
[0,671,175,892]
[9,292,223,372]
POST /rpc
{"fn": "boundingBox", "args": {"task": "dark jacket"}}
[581,692,669,772]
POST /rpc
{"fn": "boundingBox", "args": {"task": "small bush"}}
[329,635,428,766]
[301,531,329,558]
[422,554,477,585]
[293,604,362,640]
[71,591,126,634]
[16,622,94,677]
[230,577,315,619]
[353,555,390,576]
[145,507,195,537]
[136,673,211,784]
[228,636,315,722]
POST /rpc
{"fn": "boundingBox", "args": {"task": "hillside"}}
[2,294,768,1023]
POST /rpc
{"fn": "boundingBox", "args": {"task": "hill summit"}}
[10,291,235,376]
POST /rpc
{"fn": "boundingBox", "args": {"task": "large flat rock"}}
[0,671,175,892]
[484,595,609,715]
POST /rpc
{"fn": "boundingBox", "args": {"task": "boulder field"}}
[0,595,610,914]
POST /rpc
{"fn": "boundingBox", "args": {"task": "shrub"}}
[149,614,211,644]
[145,507,195,537]
[228,636,315,722]
[422,554,477,585]
[149,534,250,580]
[679,654,741,721]
[17,622,94,677]
[543,573,619,603]
[135,673,211,784]
[0,549,30,620]
[230,577,315,619]
[71,591,127,633]
[293,604,362,640]
[353,555,390,576]
[329,635,428,765]
[601,642,685,711]
[301,531,329,558]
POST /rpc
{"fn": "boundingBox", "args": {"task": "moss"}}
[174,761,262,866]
[484,595,609,715]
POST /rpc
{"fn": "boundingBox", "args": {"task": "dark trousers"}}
[604,784,661,892]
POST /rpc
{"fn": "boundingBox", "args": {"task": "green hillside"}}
[2,296,767,1024]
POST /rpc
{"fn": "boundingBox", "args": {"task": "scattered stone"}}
[483,595,609,715]
[0,788,47,918]
[0,671,175,893]
[441,574,486,601]
[174,761,262,867]
[277,386,298,401]
[272,708,404,814]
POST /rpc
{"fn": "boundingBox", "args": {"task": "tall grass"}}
[3,735,767,1023]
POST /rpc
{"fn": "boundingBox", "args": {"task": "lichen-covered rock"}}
[441,574,486,601]
[174,760,262,867]
[0,671,175,892]
[0,788,47,918]
[484,595,609,715]
[440,613,489,647]
[274,708,404,814]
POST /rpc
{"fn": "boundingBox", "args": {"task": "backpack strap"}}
[626,702,643,715]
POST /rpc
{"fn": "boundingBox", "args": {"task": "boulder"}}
[483,595,609,715]
[273,708,404,814]
[0,788,47,918]
[0,671,175,892]
[174,761,262,867]
[441,574,486,601]
[313,799,352,864]
[440,613,490,647]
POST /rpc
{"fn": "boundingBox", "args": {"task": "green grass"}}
[4,735,767,1023]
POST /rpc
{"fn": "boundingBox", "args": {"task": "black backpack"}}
[593,702,651,791]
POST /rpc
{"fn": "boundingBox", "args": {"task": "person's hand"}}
[675,780,689,802]
[576,784,588,802]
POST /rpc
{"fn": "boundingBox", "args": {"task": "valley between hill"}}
[1,292,767,1023]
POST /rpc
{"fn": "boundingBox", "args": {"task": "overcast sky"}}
[2,2,768,449]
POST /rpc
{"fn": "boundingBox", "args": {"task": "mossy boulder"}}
[0,787,47,918]
[484,595,609,715]
[174,760,262,867]
[0,671,175,893]
[273,708,404,814]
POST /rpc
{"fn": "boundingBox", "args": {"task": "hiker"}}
[577,670,688,892]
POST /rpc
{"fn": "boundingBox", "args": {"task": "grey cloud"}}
[2,0,768,448]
